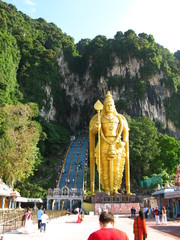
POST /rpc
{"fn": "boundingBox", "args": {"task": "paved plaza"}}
[3,214,180,240]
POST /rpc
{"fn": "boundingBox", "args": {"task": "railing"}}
[47,188,84,197]
[0,209,23,225]
[56,141,73,188]
[0,214,22,235]
[75,137,88,189]
[66,141,78,187]
[0,210,67,235]
[74,138,84,188]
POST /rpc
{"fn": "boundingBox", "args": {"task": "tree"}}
[16,182,47,198]
[157,134,180,181]
[114,31,124,41]
[76,38,91,55]
[0,103,42,187]
[128,116,159,182]
[174,50,180,67]
[38,117,71,156]
[0,32,21,104]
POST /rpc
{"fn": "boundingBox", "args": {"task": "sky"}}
[2,0,180,53]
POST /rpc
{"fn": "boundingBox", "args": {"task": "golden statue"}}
[89,91,130,195]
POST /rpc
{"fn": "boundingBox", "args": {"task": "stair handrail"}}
[74,137,85,188]
[66,140,79,187]
[56,141,73,188]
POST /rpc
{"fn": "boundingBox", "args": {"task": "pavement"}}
[2,214,180,240]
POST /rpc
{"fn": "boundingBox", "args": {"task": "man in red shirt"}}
[88,211,129,240]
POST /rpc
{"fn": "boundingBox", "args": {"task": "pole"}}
[94,100,103,193]
[98,110,101,192]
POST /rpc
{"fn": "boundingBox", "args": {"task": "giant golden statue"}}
[89,91,130,195]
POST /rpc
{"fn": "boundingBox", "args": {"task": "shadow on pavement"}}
[149,225,180,238]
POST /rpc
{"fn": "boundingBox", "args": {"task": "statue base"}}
[91,192,142,215]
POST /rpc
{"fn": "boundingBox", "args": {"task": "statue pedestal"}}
[92,192,142,215]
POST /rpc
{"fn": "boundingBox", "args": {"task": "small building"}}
[164,187,180,219]
[0,179,20,210]
[164,165,180,219]
[152,187,175,211]
[0,179,43,210]
[15,197,43,209]
[152,165,180,219]
[47,187,84,213]
[149,197,158,210]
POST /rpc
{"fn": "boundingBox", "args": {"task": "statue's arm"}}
[121,115,129,142]
[89,114,98,135]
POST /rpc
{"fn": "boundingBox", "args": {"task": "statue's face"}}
[105,102,115,114]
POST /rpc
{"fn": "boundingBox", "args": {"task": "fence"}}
[0,209,67,235]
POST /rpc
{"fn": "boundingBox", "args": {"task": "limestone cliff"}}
[1,1,179,138]
[39,52,180,139]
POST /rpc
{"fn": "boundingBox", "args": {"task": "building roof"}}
[15,197,43,203]
[0,179,20,197]
[152,187,176,196]
[164,187,180,199]
[0,179,13,197]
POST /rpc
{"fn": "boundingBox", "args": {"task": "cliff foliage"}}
[0,1,180,197]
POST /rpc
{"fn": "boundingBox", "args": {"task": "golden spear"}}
[94,100,103,192]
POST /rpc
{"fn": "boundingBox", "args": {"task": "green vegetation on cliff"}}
[1,1,180,127]
[0,1,72,195]
[0,1,180,197]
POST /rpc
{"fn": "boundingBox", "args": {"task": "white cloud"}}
[24,0,36,13]
[116,0,180,53]
[24,0,36,7]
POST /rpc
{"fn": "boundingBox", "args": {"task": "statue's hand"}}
[94,122,101,131]
[116,140,125,148]
[90,122,100,133]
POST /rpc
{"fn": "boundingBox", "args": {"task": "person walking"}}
[37,207,43,230]
[162,206,167,225]
[133,210,147,240]
[21,210,26,227]
[23,208,33,234]
[154,206,160,225]
[88,211,129,240]
[131,207,134,218]
[41,210,49,232]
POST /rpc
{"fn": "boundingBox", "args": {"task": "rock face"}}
[40,53,180,139]
[40,85,56,121]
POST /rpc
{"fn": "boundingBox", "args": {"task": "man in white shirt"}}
[41,211,49,232]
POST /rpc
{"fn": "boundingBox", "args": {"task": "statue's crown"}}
[104,91,114,105]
